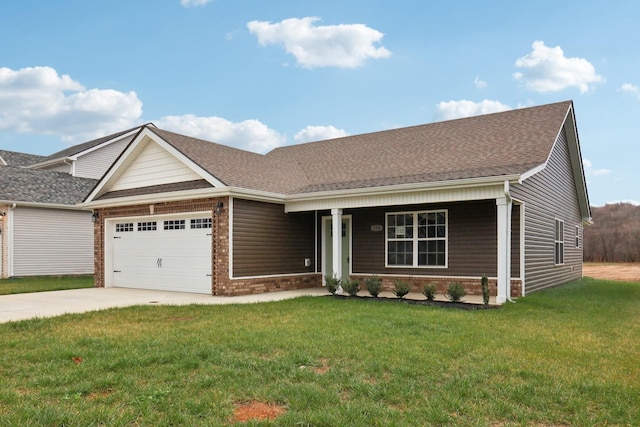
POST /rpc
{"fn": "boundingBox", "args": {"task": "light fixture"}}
[215,201,224,215]
[91,212,99,223]
[0,212,5,220]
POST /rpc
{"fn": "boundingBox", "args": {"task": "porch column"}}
[496,197,512,304]
[331,208,343,280]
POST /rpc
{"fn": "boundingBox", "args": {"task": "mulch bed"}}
[327,294,500,310]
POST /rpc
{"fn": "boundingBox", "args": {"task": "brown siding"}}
[232,198,315,277]
[348,200,521,278]
[511,127,583,294]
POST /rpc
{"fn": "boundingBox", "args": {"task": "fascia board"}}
[286,174,522,202]
[0,200,88,211]
[84,128,225,203]
[69,128,141,160]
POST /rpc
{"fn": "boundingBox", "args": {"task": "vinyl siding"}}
[232,199,315,277]
[12,207,94,276]
[347,200,521,278]
[511,128,583,293]
[74,136,132,179]
[111,141,201,191]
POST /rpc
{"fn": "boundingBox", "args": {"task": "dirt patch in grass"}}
[232,401,286,423]
[584,263,640,282]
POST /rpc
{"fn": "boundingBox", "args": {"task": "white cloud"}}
[180,0,212,7]
[155,114,286,154]
[583,158,613,178]
[513,41,604,93]
[247,17,391,69]
[434,99,511,121]
[619,83,640,99]
[294,125,348,143]
[0,66,142,143]
[474,76,487,88]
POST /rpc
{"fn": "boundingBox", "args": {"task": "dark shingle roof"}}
[267,101,572,194]
[0,150,47,167]
[37,124,148,163]
[0,166,97,205]
[148,128,309,194]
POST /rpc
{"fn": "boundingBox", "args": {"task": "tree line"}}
[583,203,640,262]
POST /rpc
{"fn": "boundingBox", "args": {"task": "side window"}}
[555,219,564,265]
[115,223,134,233]
[575,225,580,248]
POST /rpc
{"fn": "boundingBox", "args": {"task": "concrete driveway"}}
[0,287,328,323]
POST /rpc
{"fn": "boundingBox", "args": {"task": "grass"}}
[0,277,638,426]
[0,275,93,295]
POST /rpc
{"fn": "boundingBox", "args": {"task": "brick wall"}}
[350,274,523,298]
[94,197,322,296]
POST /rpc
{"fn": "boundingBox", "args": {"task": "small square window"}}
[190,218,212,229]
[138,221,157,231]
[164,219,185,230]
[115,223,133,233]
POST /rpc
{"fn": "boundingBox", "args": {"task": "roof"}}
[267,100,573,194]
[148,128,310,194]
[0,166,97,205]
[36,124,150,163]
[146,101,572,196]
[0,150,46,167]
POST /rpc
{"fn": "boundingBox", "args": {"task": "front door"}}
[323,216,351,281]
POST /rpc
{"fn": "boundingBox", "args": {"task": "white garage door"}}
[112,214,213,294]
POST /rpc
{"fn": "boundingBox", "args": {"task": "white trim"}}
[285,177,519,213]
[385,209,448,269]
[321,214,352,282]
[84,128,225,203]
[72,128,141,159]
[6,206,14,277]
[554,218,565,266]
[520,163,546,181]
[228,196,234,279]
[314,210,318,274]
[0,200,90,211]
[512,198,526,296]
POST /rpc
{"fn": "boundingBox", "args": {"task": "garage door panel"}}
[111,214,213,294]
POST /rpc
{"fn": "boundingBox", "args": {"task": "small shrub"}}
[481,275,490,305]
[325,275,341,295]
[393,279,412,299]
[422,284,437,301]
[365,276,382,297]
[446,281,467,302]
[342,278,361,296]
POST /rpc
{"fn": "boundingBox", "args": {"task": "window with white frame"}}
[164,219,185,230]
[115,223,134,233]
[190,218,212,229]
[386,210,447,267]
[138,221,157,231]
[555,219,564,265]
[575,225,580,248]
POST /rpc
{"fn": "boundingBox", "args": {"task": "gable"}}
[109,138,202,192]
[74,135,133,179]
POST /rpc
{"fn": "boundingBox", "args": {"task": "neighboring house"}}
[0,125,147,278]
[83,101,591,304]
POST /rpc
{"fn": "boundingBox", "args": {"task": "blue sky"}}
[1,0,639,206]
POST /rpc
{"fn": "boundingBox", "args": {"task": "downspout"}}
[503,181,514,303]
[7,203,16,277]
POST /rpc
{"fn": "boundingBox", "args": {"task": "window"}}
[115,223,133,232]
[575,225,580,248]
[555,219,564,265]
[190,218,212,229]
[386,210,447,267]
[164,219,185,230]
[138,221,157,231]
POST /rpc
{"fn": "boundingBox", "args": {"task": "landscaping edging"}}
[327,294,500,310]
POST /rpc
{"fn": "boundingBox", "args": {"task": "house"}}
[82,101,591,303]
[0,125,146,278]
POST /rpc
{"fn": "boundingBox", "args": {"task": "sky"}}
[1,0,639,207]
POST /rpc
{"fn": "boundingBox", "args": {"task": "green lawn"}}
[0,275,93,295]
[0,278,638,426]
